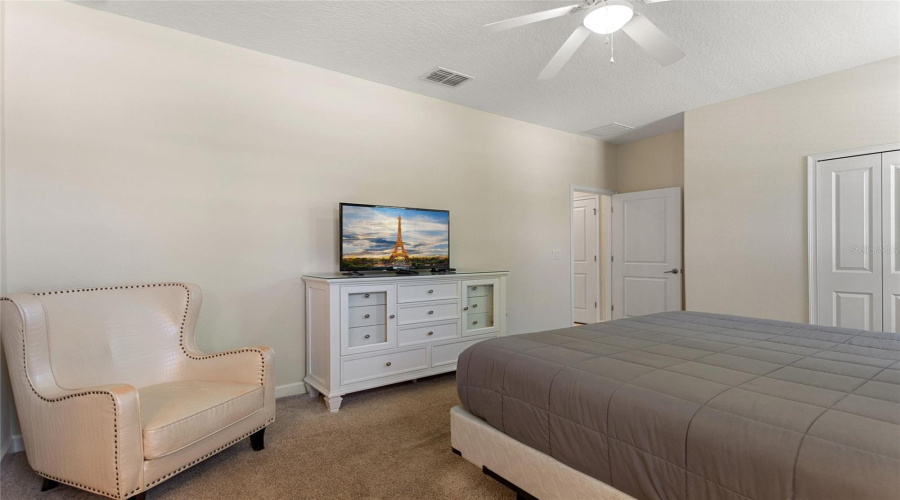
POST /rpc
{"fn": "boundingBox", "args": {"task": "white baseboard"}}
[275,381,308,399]
[1,433,24,459]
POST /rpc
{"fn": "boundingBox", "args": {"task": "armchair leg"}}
[250,428,266,451]
[41,478,59,492]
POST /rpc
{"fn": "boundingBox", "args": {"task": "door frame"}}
[806,142,900,325]
[569,185,616,326]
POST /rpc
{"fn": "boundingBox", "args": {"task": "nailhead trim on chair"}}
[30,283,266,384]
[142,418,275,490]
[1,283,271,499]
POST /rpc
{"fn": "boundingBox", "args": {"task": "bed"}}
[452,311,900,500]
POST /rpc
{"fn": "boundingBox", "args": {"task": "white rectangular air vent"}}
[583,122,634,139]
[421,67,473,87]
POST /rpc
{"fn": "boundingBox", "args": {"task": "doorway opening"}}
[571,186,614,325]
[570,185,684,325]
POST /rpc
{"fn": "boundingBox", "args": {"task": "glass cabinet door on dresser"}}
[461,279,500,336]
[340,284,397,355]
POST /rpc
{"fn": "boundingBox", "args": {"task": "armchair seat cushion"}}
[139,381,264,459]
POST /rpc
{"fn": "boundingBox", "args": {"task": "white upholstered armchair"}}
[0,283,275,499]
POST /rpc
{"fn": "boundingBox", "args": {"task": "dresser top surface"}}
[303,270,509,282]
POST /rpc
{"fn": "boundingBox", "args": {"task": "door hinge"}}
[611,304,615,312]
[595,302,598,308]
[594,255,598,262]
[593,208,597,215]
[611,255,614,262]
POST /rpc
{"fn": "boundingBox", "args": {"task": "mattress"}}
[456,311,900,500]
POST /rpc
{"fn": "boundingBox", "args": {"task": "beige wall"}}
[684,57,900,322]
[0,1,15,456]
[616,130,684,193]
[0,0,615,434]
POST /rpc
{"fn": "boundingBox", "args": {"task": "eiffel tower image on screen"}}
[388,216,411,266]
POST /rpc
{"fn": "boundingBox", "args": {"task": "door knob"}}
[664,269,679,274]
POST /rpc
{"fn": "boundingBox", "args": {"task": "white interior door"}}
[816,153,883,331]
[573,196,600,323]
[883,151,900,333]
[611,187,682,319]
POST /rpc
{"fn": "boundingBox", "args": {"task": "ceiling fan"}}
[484,0,685,79]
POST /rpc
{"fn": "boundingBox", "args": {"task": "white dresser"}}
[302,271,508,411]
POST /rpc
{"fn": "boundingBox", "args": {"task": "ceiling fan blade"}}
[484,4,583,32]
[538,26,592,80]
[621,13,685,66]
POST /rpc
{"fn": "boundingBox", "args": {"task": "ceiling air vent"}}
[583,122,634,139]
[422,67,473,87]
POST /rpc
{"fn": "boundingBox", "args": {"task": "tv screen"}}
[340,203,450,271]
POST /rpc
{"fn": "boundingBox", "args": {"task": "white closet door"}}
[816,153,883,331]
[883,151,900,333]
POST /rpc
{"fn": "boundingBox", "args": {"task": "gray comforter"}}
[456,311,900,500]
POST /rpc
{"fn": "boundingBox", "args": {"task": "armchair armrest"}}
[181,345,273,386]
[20,383,143,499]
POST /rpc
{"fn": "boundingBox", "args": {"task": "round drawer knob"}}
[364,334,371,339]
[364,314,370,319]
[472,287,478,291]
[428,289,434,294]
[472,320,478,325]
[364,294,370,298]
[385,362,392,367]
[427,331,434,336]
[463,306,469,311]
[472,304,478,308]
[428,310,434,315]
[389,314,395,319]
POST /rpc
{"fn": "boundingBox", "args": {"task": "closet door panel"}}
[883,151,900,333]
[816,153,883,331]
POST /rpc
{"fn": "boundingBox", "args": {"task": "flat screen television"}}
[340,203,450,271]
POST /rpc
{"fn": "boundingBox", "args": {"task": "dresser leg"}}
[305,383,320,398]
[325,395,343,412]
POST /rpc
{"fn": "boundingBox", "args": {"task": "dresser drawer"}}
[466,284,490,298]
[432,338,490,367]
[398,301,459,325]
[398,282,459,303]
[464,313,491,330]
[347,325,387,348]
[348,291,387,308]
[341,348,428,385]
[398,321,459,346]
[466,295,491,314]
[347,305,385,328]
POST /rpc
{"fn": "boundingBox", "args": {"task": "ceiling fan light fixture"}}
[583,1,634,35]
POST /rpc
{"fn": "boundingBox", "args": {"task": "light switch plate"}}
[552,250,562,260]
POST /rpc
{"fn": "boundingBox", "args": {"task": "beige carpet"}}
[0,374,513,499]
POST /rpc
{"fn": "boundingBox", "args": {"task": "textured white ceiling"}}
[77,1,900,143]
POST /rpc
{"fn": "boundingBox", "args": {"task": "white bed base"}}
[450,406,635,500]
